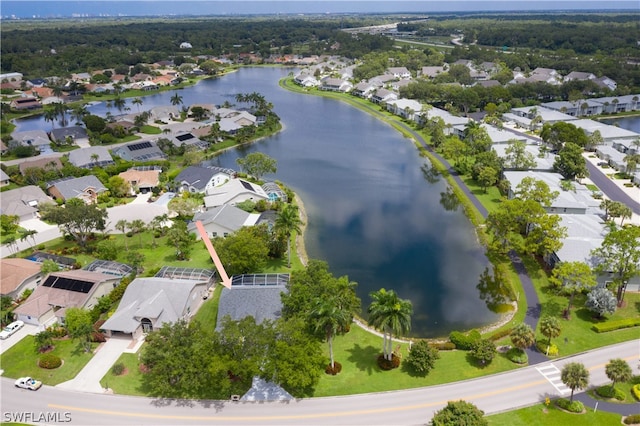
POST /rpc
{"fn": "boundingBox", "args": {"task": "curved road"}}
[2,340,638,425]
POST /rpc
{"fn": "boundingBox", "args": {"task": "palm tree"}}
[19,229,38,248]
[44,109,57,131]
[113,96,126,113]
[275,204,303,268]
[510,323,535,354]
[605,358,632,393]
[367,288,413,362]
[561,362,589,403]
[129,219,146,248]
[623,153,640,178]
[132,97,143,113]
[170,93,183,107]
[310,297,351,371]
[115,219,129,250]
[539,315,561,352]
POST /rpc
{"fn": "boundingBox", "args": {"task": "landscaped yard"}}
[486,401,623,425]
[1,336,97,386]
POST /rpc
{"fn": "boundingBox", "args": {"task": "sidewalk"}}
[55,336,133,394]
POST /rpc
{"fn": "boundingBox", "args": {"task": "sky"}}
[1,1,638,18]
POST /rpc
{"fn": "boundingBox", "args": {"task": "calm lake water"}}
[601,115,640,133]
[16,67,499,337]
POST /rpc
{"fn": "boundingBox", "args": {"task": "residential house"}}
[569,119,639,142]
[188,204,261,239]
[47,175,107,204]
[10,97,42,110]
[593,76,617,92]
[216,274,289,330]
[369,74,396,87]
[351,82,377,99]
[0,169,9,186]
[481,124,528,144]
[112,140,166,162]
[67,146,115,169]
[420,66,447,79]
[563,71,596,83]
[19,157,63,176]
[386,99,422,120]
[417,107,470,136]
[0,186,53,222]
[502,171,602,215]
[510,67,562,85]
[118,167,161,194]
[389,79,413,92]
[0,258,43,300]
[10,130,52,153]
[492,143,556,172]
[14,270,120,326]
[595,145,629,173]
[541,100,603,117]
[175,166,231,194]
[320,78,352,93]
[293,72,319,88]
[386,67,411,79]
[593,95,639,114]
[370,88,398,104]
[150,106,181,122]
[475,80,501,88]
[172,132,209,150]
[508,106,577,128]
[203,178,269,209]
[101,276,211,339]
[49,126,89,145]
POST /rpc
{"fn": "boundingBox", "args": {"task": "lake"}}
[15,67,499,337]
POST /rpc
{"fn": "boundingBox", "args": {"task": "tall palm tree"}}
[115,219,129,250]
[311,297,351,370]
[605,358,632,393]
[623,153,640,177]
[129,219,146,248]
[561,362,589,403]
[43,109,57,131]
[132,97,143,113]
[275,204,303,268]
[367,288,413,361]
[113,96,126,113]
[19,229,38,248]
[170,93,183,107]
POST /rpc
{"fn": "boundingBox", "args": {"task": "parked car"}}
[14,377,42,391]
[0,320,24,339]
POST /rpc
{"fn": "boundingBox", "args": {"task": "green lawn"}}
[139,125,161,134]
[99,353,147,396]
[0,336,97,385]
[193,284,222,327]
[588,374,640,404]
[312,325,521,397]
[487,401,623,425]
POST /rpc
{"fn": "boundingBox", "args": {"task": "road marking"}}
[536,364,571,395]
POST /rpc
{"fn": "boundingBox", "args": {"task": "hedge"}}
[592,318,640,333]
[449,329,481,350]
[556,398,584,413]
[633,384,640,401]
[624,414,640,425]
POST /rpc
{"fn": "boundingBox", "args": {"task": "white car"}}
[0,320,24,339]
[15,377,42,391]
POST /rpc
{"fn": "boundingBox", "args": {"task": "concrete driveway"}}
[105,194,169,233]
[56,336,132,394]
[0,323,40,355]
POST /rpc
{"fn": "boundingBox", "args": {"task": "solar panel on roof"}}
[240,180,254,191]
[42,276,95,293]
[129,141,152,151]
[176,134,193,142]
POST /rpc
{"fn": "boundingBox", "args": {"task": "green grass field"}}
[487,402,623,425]
[1,336,97,385]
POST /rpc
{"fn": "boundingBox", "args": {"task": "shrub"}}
[535,341,559,357]
[111,362,125,376]
[632,384,640,401]
[47,324,67,338]
[406,340,439,375]
[488,328,513,341]
[430,342,456,351]
[592,318,640,333]
[556,398,584,413]
[325,362,342,375]
[595,385,626,401]
[506,348,528,364]
[449,329,481,350]
[377,354,401,370]
[38,353,62,369]
[624,414,640,425]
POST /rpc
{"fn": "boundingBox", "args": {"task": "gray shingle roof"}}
[216,280,288,330]
[175,166,217,191]
[48,175,107,200]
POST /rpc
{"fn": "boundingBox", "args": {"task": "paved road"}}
[2,340,637,425]
[586,161,640,214]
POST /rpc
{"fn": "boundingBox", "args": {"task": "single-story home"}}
[46,175,107,204]
[0,185,53,222]
[10,130,52,153]
[112,140,166,162]
[0,258,43,300]
[101,276,210,340]
[67,146,115,169]
[0,168,9,186]
[175,166,232,194]
[49,126,89,144]
[13,270,120,326]
[203,178,269,209]
[118,168,161,194]
[19,157,63,176]
[188,204,261,239]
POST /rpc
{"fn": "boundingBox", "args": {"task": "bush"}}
[556,398,584,413]
[430,342,456,351]
[325,362,342,375]
[633,384,640,401]
[506,348,528,364]
[377,353,401,370]
[38,353,62,369]
[449,329,481,350]
[47,324,67,338]
[111,362,125,376]
[595,385,626,401]
[488,328,513,341]
[592,318,640,333]
[535,341,559,357]
[406,340,439,375]
[624,414,640,425]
